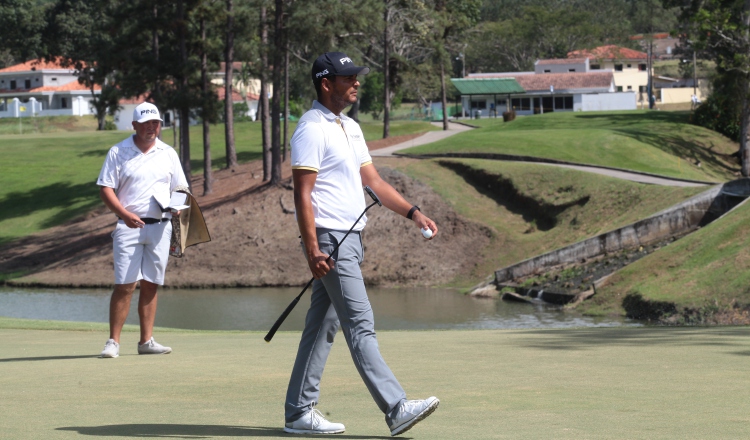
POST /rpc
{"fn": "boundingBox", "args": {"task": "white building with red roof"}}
[459,53,637,117]
[0,58,99,118]
[567,45,650,101]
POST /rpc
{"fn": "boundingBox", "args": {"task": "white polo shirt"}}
[97,135,188,219]
[291,100,373,231]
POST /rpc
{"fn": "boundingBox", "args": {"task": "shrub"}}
[691,94,741,142]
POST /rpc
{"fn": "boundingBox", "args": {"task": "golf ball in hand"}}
[421,228,433,239]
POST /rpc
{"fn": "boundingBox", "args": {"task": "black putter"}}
[264,186,382,343]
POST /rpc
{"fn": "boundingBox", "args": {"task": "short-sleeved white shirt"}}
[291,100,373,231]
[97,135,188,219]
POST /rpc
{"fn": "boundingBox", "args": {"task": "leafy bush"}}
[691,94,741,142]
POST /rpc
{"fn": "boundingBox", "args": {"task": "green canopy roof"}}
[451,78,525,95]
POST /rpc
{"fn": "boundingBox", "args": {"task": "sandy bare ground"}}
[0,135,491,288]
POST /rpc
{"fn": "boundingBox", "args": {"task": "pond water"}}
[0,286,639,331]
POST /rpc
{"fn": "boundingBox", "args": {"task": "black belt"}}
[118,217,168,224]
[141,218,168,224]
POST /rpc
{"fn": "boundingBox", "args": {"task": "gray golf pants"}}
[285,228,406,426]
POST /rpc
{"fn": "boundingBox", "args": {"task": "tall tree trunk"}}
[382,1,391,139]
[270,0,284,184]
[260,6,271,181]
[224,0,238,169]
[742,0,750,177]
[177,0,191,188]
[440,61,448,130]
[152,5,163,137]
[201,16,212,195]
[283,44,289,162]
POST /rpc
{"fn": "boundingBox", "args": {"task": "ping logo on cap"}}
[141,109,158,115]
[315,69,330,78]
[339,57,352,64]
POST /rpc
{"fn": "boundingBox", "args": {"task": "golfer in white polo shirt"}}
[97,102,188,358]
[284,52,440,436]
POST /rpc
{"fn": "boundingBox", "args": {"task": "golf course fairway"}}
[1,324,749,439]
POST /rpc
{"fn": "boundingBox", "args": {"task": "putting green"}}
[1,325,749,439]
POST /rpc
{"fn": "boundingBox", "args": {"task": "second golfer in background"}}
[284,51,440,436]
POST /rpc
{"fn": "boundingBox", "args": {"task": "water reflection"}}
[0,286,638,331]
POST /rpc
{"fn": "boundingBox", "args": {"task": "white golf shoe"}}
[137,337,172,355]
[100,339,119,358]
[389,396,439,436]
[284,408,345,435]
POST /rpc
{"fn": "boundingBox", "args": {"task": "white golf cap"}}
[132,102,163,123]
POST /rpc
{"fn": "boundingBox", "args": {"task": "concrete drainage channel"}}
[470,178,750,307]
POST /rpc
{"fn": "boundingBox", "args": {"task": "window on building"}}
[24,79,31,89]
[639,86,647,93]
[554,96,573,110]
[569,68,575,72]
[472,100,486,109]
[52,77,57,81]
[638,64,647,71]
[616,86,623,92]
[511,98,531,111]
[627,86,632,90]
[544,69,551,73]
[627,64,632,68]
[10,80,16,89]
[614,64,623,71]
[590,64,600,70]
[61,97,68,109]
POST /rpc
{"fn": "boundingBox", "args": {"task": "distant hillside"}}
[401,111,739,183]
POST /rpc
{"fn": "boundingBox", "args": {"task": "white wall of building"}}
[578,92,637,111]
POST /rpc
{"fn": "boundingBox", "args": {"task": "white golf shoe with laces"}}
[284,408,345,435]
[137,337,172,355]
[389,396,439,436]
[100,339,119,358]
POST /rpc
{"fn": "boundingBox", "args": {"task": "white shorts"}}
[112,220,172,285]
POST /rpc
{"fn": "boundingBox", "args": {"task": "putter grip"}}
[264,278,313,342]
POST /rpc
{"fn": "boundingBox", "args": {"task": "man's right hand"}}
[122,212,145,228]
[308,249,335,279]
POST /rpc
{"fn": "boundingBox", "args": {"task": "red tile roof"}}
[468,71,613,92]
[568,45,647,60]
[0,82,98,94]
[34,81,99,92]
[537,58,587,65]
[0,58,76,73]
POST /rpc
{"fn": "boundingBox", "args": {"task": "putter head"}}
[364,186,382,206]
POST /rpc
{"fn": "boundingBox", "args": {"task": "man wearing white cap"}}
[97,102,188,358]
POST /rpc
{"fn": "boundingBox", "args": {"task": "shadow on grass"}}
[514,326,750,352]
[0,182,100,226]
[0,355,98,362]
[439,160,589,231]
[57,424,393,438]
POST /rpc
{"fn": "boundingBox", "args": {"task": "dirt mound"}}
[0,157,491,289]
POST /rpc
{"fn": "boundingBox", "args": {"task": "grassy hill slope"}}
[378,157,705,287]
[580,197,750,324]
[402,111,739,183]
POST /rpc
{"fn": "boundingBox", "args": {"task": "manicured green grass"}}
[2,323,750,439]
[0,120,440,244]
[377,157,705,286]
[0,115,101,134]
[403,111,739,183]
[581,197,750,319]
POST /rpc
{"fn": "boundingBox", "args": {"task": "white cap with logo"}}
[132,102,163,124]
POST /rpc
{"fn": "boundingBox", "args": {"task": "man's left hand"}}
[412,210,438,240]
